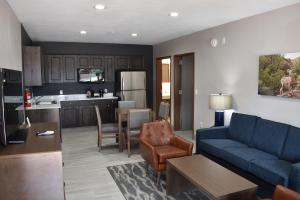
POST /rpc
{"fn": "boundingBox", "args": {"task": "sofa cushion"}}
[227,113,258,145]
[281,126,300,163]
[155,145,187,163]
[222,147,278,171]
[250,118,289,157]
[198,139,248,158]
[249,159,292,186]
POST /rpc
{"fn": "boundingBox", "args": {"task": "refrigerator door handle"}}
[121,77,124,91]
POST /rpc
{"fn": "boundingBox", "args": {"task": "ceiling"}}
[7,0,300,45]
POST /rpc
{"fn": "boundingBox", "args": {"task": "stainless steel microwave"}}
[78,68,105,83]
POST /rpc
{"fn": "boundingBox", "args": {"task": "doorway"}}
[156,57,171,119]
[174,53,195,133]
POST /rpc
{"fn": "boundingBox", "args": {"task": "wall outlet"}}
[59,90,63,95]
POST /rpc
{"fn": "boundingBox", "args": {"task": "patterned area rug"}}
[107,162,209,200]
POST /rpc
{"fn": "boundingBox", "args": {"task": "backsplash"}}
[31,82,114,96]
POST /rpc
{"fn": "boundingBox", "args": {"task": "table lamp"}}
[209,93,232,126]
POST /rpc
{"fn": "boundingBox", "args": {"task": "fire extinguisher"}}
[24,88,32,107]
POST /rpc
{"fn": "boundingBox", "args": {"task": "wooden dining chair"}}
[95,105,119,152]
[126,109,153,157]
[118,101,136,109]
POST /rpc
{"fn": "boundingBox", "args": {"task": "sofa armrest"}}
[196,126,228,140]
[139,139,158,170]
[171,135,193,155]
[289,163,300,192]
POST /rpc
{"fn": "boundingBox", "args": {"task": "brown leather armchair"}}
[263,185,300,200]
[139,121,193,183]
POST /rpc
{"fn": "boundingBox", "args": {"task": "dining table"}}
[115,107,155,152]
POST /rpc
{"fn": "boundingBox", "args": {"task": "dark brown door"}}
[47,55,63,83]
[63,55,77,82]
[105,56,115,82]
[156,58,163,116]
[115,56,130,70]
[174,56,182,130]
[173,53,195,133]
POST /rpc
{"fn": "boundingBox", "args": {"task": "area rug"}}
[107,161,209,200]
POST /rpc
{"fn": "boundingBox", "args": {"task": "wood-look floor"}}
[62,126,193,200]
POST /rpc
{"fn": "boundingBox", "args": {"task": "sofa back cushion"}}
[281,126,300,163]
[250,118,289,157]
[227,113,258,144]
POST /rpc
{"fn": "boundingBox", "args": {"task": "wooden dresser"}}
[0,123,64,200]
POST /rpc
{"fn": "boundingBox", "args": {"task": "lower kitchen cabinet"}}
[61,105,78,128]
[61,99,117,128]
[79,105,96,126]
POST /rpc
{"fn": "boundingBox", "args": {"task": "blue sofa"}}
[196,113,300,194]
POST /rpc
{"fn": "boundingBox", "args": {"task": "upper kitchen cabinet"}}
[105,56,115,82]
[90,56,105,70]
[77,55,90,68]
[115,56,130,70]
[77,55,105,70]
[46,55,63,83]
[0,0,22,71]
[23,46,44,86]
[130,56,144,69]
[63,55,77,82]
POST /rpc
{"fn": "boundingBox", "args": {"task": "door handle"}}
[178,90,182,95]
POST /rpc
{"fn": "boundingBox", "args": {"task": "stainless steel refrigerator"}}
[115,71,147,108]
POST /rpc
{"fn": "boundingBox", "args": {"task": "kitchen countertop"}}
[16,94,118,111]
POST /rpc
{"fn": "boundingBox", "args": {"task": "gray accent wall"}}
[154,4,300,129]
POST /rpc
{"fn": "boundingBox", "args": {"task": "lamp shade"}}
[209,94,232,111]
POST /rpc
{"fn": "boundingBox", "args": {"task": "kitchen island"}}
[17,94,118,128]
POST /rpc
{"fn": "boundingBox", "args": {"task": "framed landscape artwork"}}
[259,52,300,99]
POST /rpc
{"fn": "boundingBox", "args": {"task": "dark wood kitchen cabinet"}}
[130,55,144,69]
[23,46,44,86]
[61,102,79,128]
[90,56,105,70]
[60,99,117,128]
[46,55,63,83]
[63,55,77,82]
[77,55,105,69]
[105,56,115,82]
[115,56,130,70]
[77,55,90,68]
[78,105,96,126]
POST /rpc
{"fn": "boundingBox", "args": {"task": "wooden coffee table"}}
[167,155,258,200]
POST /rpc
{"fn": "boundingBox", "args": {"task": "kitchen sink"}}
[36,100,58,105]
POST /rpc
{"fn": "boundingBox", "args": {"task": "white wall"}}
[0,0,22,71]
[154,4,300,130]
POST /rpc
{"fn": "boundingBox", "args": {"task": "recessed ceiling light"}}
[80,30,87,35]
[131,33,138,37]
[94,4,105,10]
[169,12,179,17]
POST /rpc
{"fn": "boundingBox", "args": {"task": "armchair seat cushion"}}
[198,139,248,158]
[249,160,292,186]
[222,147,278,171]
[155,145,188,163]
